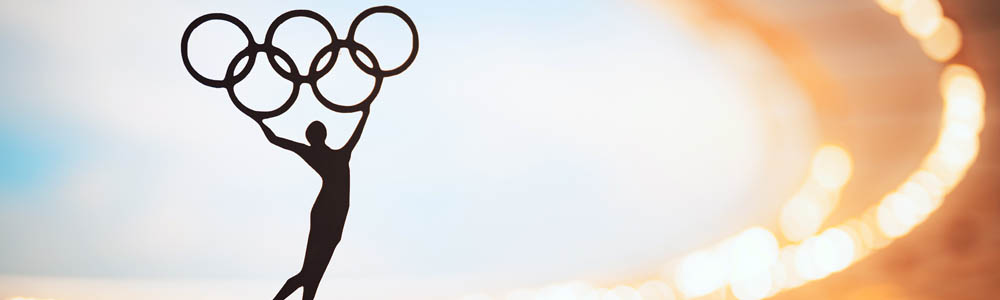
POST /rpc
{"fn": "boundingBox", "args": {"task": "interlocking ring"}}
[347,6,419,77]
[224,44,301,119]
[311,39,383,113]
[264,10,338,84]
[181,13,255,89]
[180,6,418,119]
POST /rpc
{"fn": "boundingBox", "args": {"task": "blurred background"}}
[0,0,995,299]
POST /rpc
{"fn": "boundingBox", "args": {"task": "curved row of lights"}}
[460,0,985,299]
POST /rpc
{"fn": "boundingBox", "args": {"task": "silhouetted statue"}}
[262,110,369,300]
[181,6,417,300]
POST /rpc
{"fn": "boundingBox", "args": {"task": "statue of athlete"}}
[181,7,416,299]
[260,107,370,300]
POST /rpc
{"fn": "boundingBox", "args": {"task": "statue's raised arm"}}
[256,119,308,155]
[340,108,370,154]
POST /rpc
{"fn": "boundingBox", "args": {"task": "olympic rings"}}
[179,6,418,120]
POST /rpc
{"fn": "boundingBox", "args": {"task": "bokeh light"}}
[675,250,727,298]
[900,0,944,38]
[781,145,853,242]
[876,0,904,15]
[637,280,676,300]
[812,146,853,190]
[920,18,962,61]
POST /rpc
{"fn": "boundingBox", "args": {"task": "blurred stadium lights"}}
[459,0,985,298]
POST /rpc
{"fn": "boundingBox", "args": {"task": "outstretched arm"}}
[341,108,370,153]
[256,119,308,154]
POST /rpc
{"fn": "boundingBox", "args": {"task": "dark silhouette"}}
[180,6,417,300]
[262,111,369,300]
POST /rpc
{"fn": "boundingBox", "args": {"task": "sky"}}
[0,0,817,297]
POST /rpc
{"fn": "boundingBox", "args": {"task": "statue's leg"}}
[273,273,302,300]
[302,282,319,300]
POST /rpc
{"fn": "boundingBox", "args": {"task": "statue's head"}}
[306,121,327,146]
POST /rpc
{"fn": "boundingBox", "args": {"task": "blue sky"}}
[0,0,816,292]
